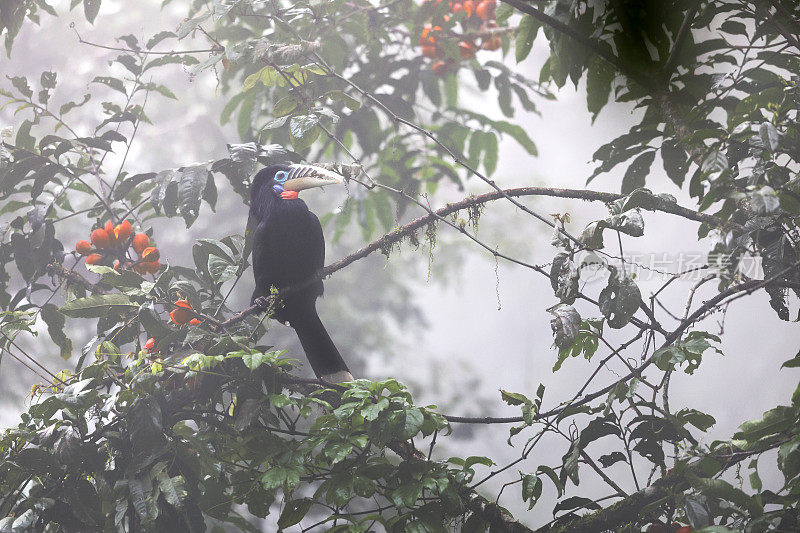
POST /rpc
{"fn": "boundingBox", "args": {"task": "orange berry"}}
[75,240,92,255]
[482,36,502,50]
[451,2,463,14]
[141,247,159,262]
[459,41,476,58]
[84,253,102,266]
[189,318,202,326]
[144,338,156,351]
[170,301,193,325]
[90,228,110,249]
[420,24,442,46]
[115,220,132,242]
[463,0,474,16]
[476,0,494,20]
[132,233,150,255]
[170,308,192,325]
[104,221,116,246]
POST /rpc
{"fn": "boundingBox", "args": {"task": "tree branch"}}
[663,1,701,75]
[216,185,723,329]
[542,436,793,532]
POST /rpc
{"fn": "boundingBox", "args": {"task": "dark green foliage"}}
[0,1,799,532]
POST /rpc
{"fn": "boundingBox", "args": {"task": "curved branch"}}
[218,185,723,328]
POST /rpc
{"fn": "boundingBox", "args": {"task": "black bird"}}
[248,163,353,383]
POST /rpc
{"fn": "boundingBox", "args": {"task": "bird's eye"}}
[275,171,288,183]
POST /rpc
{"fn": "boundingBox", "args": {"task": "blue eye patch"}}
[274,170,288,183]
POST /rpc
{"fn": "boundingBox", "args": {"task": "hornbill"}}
[247,164,353,383]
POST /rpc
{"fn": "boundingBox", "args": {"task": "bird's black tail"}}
[290,305,352,383]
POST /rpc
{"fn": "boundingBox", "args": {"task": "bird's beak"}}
[282,165,345,191]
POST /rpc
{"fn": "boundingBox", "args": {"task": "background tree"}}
[0,0,799,531]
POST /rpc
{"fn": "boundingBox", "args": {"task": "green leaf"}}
[83,0,101,23]
[40,71,57,89]
[781,349,800,368]
[8,76,33,98]
[621,150,655,194]
[178,165,209,227]
[734,405,799,444]
[749,186,779,215]
[515,15,540,63]
[553,495,601,513]
[520,473,542,510]
[277,499,313,529]
[403,407,425,438]
[759,121,779,151]
[208,254,236,283]
[273,96,297,118]
[362,397,389,421]
[598,451,626,467]
[327,90,361,110]
[661,139,687,186]
[392,481,422,508]
[501,390,530,406]
[586,57,614,122]
[598,266,640,328]
[289,114,321,150]
[325,442,354,464]
[146,31,176,49]
[86,264,145,289]
[157,471,187,509]
[537,465,564,497]
[701,149,728,179]
[92,76,127,95]
[676,408,716,431]
[687,474,763,516]
[492,120,537,155]
[40,303,72,359]
[549,304,581,348]
[241,351,272,370]
[778,438,800,481]
[60,293,135,318]
[176,12,211,39]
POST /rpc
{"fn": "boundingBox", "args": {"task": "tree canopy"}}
[0,0,799,531]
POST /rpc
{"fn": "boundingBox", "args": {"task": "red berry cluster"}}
[74,220,160,275]
[418,0,500,76]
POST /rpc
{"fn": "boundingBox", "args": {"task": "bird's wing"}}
[251,201,326,296]
[244,212,258,266]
